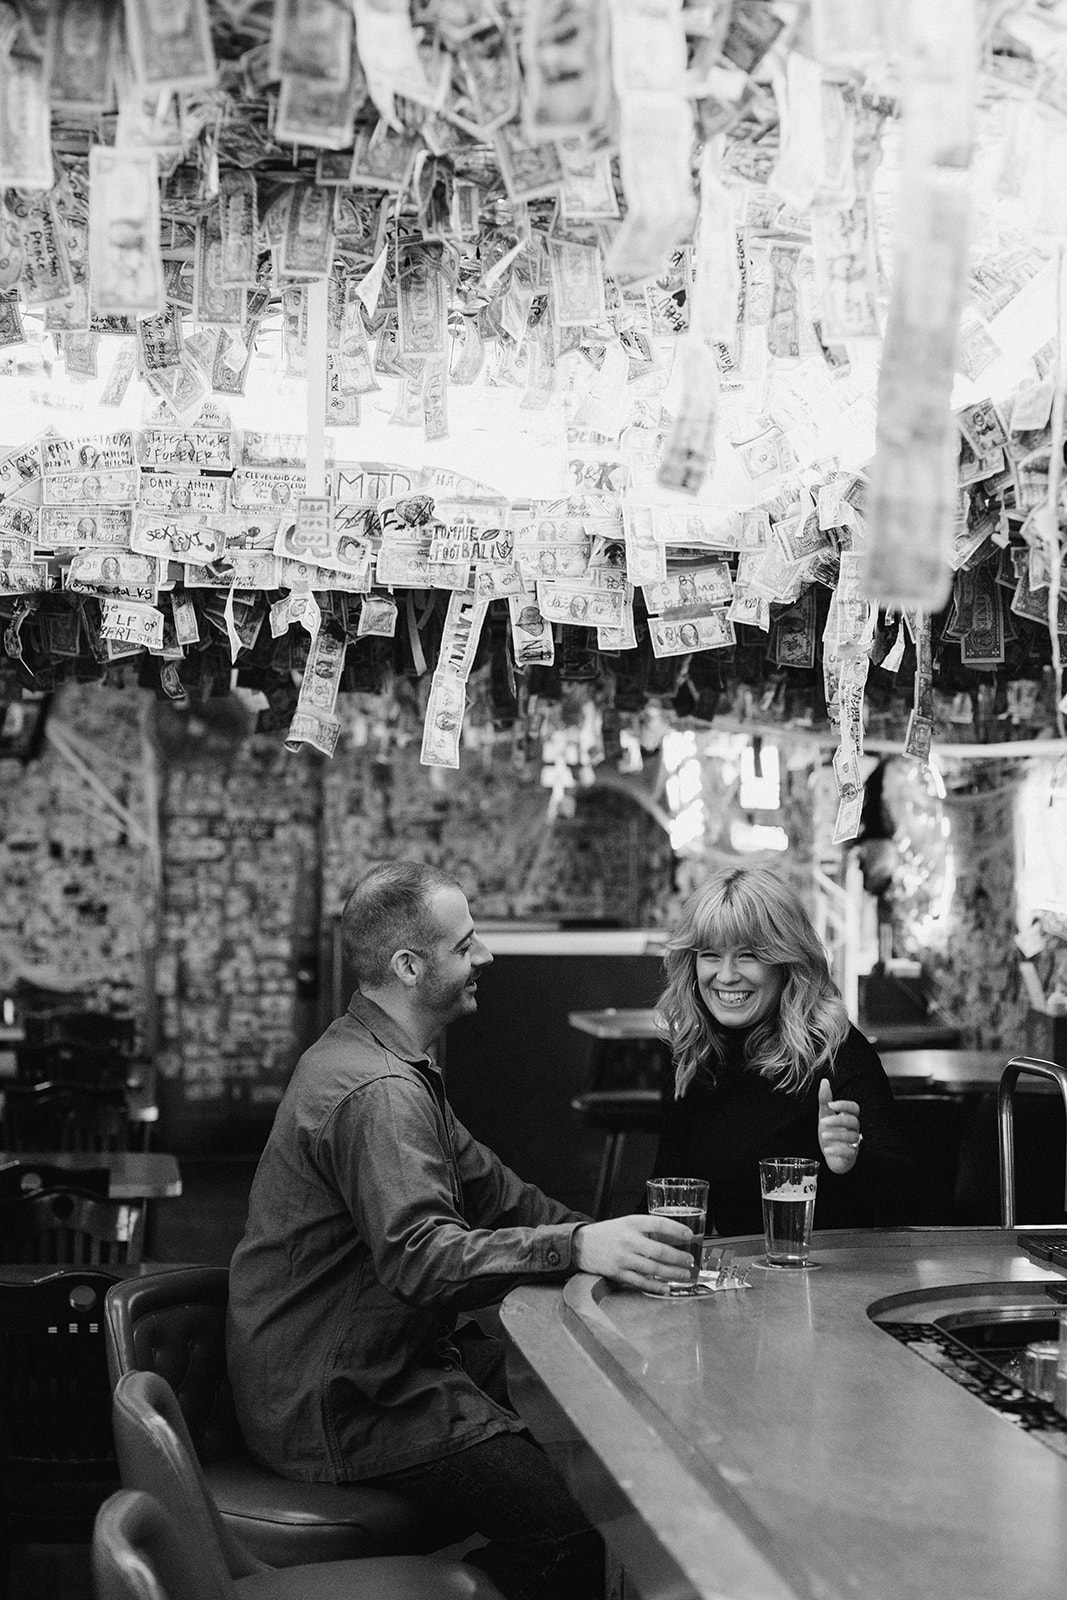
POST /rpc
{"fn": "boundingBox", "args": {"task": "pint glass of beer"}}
[646,1177,709,1295]
[759,1158,819,1268]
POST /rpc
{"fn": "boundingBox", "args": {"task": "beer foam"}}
[763,1181,816,1200]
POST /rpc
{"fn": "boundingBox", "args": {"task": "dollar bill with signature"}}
[648,609,736,657]
[643,562,733,613]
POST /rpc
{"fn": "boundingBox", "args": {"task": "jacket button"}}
[546,1250,561,1266]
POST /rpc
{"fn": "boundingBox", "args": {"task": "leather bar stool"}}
[108,1373,503,1599]
[104,1267,457,1567]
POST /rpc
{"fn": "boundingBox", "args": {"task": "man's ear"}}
[391,948,422,988]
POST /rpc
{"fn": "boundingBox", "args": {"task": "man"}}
[228,860,690,1600]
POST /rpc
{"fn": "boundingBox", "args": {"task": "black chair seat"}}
[204,1458,447,1567]
[570,1088,663,1132]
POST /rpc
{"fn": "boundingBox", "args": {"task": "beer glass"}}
[759,1158,819,1268]
[646,1177,710,1296]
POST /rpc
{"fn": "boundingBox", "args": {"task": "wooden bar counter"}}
[502,1229,1067,1600]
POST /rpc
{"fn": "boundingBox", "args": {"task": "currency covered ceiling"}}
[1,0,1067,835]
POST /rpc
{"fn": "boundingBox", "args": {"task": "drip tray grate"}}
[883,1322,1067,1459]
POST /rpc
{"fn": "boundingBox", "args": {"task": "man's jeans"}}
[369,1325,605,1600]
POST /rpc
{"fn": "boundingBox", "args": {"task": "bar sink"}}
[870,1278,1067,1458]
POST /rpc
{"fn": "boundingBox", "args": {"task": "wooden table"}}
[569,1006,965,1053]
[569,1013,1017,1092]
[0,1150,182,1200]
[503,1228,1067,1600]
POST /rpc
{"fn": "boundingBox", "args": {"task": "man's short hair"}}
[341,860,461,988]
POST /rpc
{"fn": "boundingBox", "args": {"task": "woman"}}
[650,865,915,1237]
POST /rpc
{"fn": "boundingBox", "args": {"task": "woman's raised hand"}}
[817,1077,862,1174]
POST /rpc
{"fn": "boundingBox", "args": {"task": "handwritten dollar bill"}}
[43,467,137,505]
[67,549,160,601]
[648,610,736,657]
[131,512,225,563]
[39,506,131,549]
[643,562,733,612]
[100,599,164,649]
[508,589,556,667]
[535,582,627,625]
[140,471,229,515]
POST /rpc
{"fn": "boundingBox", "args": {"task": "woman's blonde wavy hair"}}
[659,865,849,1099]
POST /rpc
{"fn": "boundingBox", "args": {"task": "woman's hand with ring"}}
[817,1078,862,1174]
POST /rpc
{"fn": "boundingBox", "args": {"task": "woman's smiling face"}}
[695,944,785,1029]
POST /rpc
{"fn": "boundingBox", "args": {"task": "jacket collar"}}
[346,989,437,1070]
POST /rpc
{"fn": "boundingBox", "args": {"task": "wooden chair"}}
[1,1079,131,1152]
[0,1158,110,1199]
[111,1371,504,1599]
[0,1188,145,1266]
[14,1041,132,1091]
[24,1010,138,1055]
[0,1270,120,1596]
[104,1268,457,1567]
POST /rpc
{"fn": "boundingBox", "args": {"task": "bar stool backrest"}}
[93,1489,234,1600]
[111,1370,264,1588]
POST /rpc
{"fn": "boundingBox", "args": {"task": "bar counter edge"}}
[501,1227,1067,1600]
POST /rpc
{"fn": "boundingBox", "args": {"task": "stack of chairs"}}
[1,1079,133,1155]
[15,1009,140,1093]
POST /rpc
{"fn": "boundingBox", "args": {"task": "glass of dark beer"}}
[759,1157,819,1268]
[646,1177,711,1296]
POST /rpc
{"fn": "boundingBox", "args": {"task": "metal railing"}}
[998,1056,1067,1227]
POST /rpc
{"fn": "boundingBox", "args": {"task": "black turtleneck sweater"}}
[650,1023,916,1237]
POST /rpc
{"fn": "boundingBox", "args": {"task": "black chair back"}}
[111,1370,262,1586]
[1,1079,130,1152]
[0,1188,145,1265]
[0,1271,120,1587]
[105,1268,243,1466]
